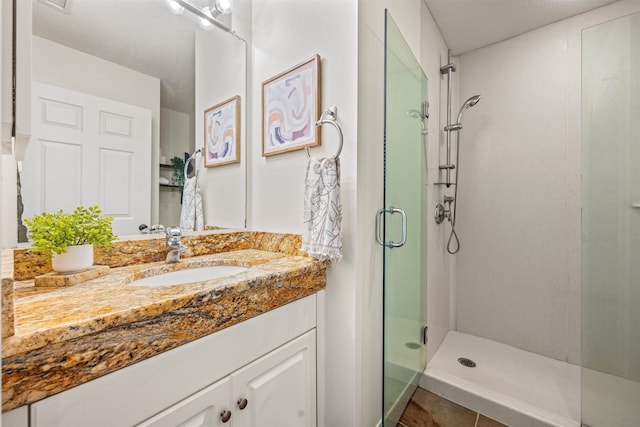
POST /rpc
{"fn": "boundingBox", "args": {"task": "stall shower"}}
[380,2,640,426]
[416,5,640,427]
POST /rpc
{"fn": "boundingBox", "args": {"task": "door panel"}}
[99,148,133,215]
[382,10,428,426]
[24,82,152,235]
[136,378,232,427]
[41,139,83,212]
[581,11,640,427]
[231,331,316,427]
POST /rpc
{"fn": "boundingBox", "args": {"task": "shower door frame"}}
[381,10,429,426]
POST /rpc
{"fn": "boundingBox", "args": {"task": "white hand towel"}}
[302,157,343,263]
[180,176,204,231]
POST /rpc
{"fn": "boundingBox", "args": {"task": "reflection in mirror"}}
[18,0,246,241]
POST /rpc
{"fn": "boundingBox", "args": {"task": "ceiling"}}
[33,0,198,114]
[424,0,620,55]
[33,0,622,110]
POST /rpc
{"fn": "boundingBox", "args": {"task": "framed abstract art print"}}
[204,95,241,167]
[262,55,321,156]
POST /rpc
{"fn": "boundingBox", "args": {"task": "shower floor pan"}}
[420,331,580,427]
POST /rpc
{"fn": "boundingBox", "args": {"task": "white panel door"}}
[231,330,316,427]
[24,82,152,235]
[137,377,232,427]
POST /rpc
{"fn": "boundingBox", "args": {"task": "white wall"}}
[1,155,16,248]
[1,2,4,401]
[160,108,192,162]
[159,108,192,227]
[250,1,357,425]
[419,1,456,364]
[457,23,572,362]
[1,0,15,249]
[455,0,640,364]
[195,30,246,229]
[1,0,10,149]
[31,36,161,225]
[14,0,30,162]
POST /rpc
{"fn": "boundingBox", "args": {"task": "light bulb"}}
[165,0,184,15]
[212,0,232,15]
[198,7,215,30]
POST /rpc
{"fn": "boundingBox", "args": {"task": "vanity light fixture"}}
[165,0,185,15]
[166,0,233,32]
[198,7,215,30]
[212,0,232,15]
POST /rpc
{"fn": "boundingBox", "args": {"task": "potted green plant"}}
[170,156,185,190]
[24,205,118,273]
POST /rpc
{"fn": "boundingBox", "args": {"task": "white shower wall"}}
[419,4,456,364]
[456,23,576,363]
[453,0,640,364]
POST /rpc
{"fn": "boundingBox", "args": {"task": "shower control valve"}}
[435,197,454,224]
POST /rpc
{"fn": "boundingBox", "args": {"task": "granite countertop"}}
[2,246,328,411]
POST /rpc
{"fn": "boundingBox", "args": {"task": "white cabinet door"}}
[231,330,316,427]
[29,296,317,427]
[2,406,29,427]
[137,377,232,427]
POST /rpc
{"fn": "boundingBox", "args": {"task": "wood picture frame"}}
[262,54,321,156]
[204,95,241,167]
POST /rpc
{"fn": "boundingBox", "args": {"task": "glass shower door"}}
[581,11,640,427]
[381,11,428,426]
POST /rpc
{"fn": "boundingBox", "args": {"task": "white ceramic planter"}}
[51,244,94,273]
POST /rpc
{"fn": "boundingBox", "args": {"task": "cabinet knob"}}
[220,410,232,423]
[237,397,248,410]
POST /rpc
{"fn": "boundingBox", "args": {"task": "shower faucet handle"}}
[444,195,455,203]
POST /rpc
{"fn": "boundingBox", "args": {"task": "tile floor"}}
[398,387,508,427]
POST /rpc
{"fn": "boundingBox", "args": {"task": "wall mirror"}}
[17,0,247,241]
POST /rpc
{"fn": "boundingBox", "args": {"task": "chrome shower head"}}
[456,95,481,125]
[464,94,482,108]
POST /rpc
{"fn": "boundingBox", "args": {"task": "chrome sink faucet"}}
[166,227,188,263]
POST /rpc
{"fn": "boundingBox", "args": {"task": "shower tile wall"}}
[419,1,457,364]
[452,0,640,365]
[455,20,577,363]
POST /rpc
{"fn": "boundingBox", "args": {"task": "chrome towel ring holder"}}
[305,107,343,160]
[184,148,202,179]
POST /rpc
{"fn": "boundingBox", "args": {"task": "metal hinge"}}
[422,101,429,119]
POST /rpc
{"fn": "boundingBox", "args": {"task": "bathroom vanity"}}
[2,232,327,427]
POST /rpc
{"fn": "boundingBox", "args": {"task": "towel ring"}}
[306,108,343,160]
[184,148,202,179]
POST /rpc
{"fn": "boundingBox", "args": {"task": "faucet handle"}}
[149,224,165,234]
[166,226,182,237]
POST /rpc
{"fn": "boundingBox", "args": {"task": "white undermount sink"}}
[130,266,249,286]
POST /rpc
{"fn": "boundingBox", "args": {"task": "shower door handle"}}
[375,207,407,248]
